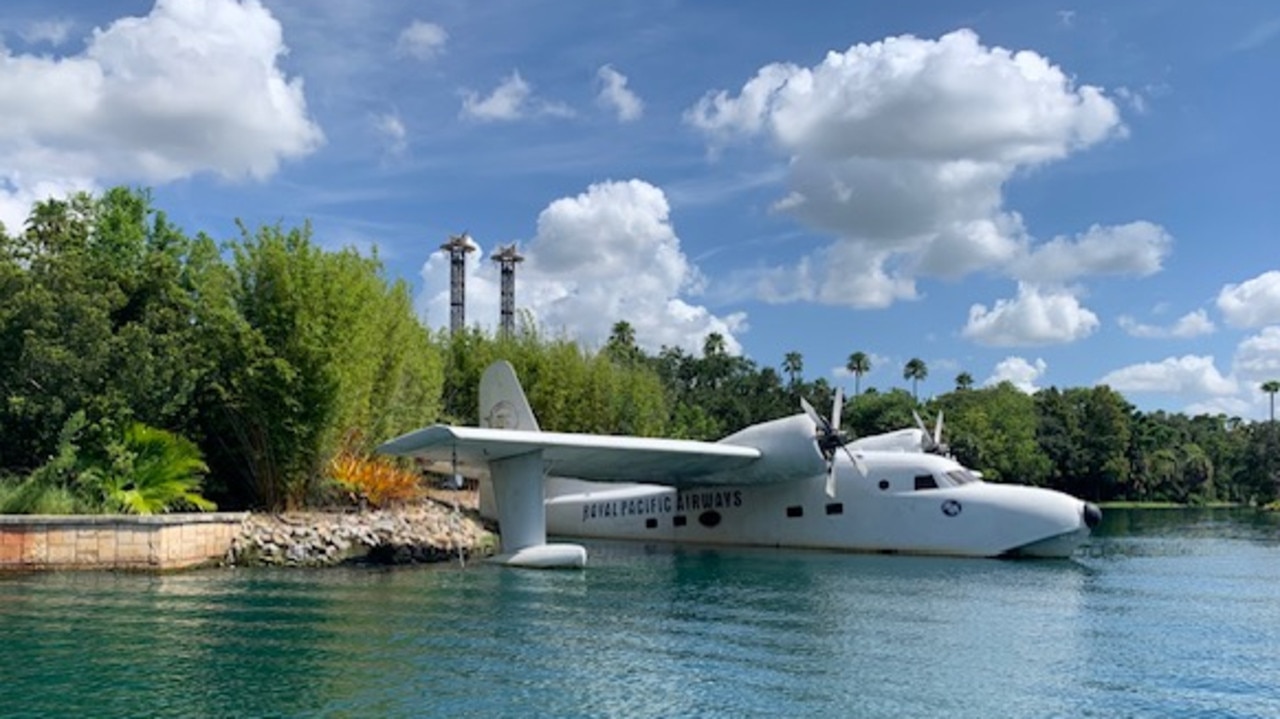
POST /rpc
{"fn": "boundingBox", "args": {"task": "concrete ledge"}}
[0,513,249,571]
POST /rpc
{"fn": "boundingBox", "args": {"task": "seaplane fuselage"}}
[533,452,1095,558]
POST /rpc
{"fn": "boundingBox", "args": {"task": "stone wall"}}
[0,513,248,571]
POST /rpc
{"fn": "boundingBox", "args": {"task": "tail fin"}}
[477,360,538,522]
[479,360,540,431]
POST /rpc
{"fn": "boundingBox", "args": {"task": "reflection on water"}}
[1,509,1278,718]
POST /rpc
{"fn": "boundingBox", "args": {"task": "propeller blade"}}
[840,444,867,477]
[911,409,933,451]
[933,410,944,446]
[831,387,844,433]
[800,396,828,432]
[824,463,836,498]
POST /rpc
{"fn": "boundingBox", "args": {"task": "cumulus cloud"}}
[685,29,1126,307]
[1011,221,1171,283]
[418,179,746,355]
[984,356,1047,393]
[962,283,1099,346]
[0,0,323,231]
[1118,309,1215,339]
[396,20,447,60]
[596,65,643,122]
[461,71,573,122]
[1184,396,1255,418]
[1233,326,1280,383]
[1217,270,1280,328]
[1098,355,1238,397]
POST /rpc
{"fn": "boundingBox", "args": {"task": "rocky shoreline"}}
[226,496,495,568]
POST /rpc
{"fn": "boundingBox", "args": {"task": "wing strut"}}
[488,450,586,568]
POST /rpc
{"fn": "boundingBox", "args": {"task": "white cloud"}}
[596,65,643,122]
[1217,270,1280,328]
[0,0,323,230]
[21,18,74,46]
[984,356,1047,393]
[1118,309,1215,339]
[417,179,746,355]
[684,28,1126,307]
[1011,221,1171,283]
[1184,396,1254,418]
[1098,355,1238,396]
[462,72,531,121]
[396,20,447,60]
[1232,326,1280,383]
[738,243,918,308]
[461,71,573,122]
[373,111,407,154]
[962,283,1099,346]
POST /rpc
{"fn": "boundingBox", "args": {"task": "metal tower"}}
[491,244,525,336]
[440,233,475,334]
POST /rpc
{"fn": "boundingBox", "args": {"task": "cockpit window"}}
[913,474,938,491]
[946,469,979,485]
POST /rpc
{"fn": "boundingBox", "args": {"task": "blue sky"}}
[2,0,1279,418]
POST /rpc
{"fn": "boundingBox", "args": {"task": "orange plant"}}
[329,451,422,508]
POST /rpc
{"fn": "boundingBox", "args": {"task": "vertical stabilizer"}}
[479,360,540,431]
[476,361,583,567]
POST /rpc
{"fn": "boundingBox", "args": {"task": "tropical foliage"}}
[0,187,1276,513]
[329,450,423,508]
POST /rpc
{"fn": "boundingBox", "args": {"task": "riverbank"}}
[1,490,494,571]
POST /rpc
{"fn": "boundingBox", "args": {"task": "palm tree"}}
[782,351,804,388]
[903,357,928,402]
[1263,380,1280,422]
[703,332,727,358]
[846,351,871,395]
[955,371,974,391]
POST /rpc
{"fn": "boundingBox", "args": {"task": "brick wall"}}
[0,514,248,570]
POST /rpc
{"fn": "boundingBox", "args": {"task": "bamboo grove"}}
[0,189,1276,513]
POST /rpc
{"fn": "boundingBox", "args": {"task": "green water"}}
[1,509,1278,718]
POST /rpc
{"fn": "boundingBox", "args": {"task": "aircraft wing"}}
[378,425,762,487]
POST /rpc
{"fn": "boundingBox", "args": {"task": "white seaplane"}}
[378,361,1101,568]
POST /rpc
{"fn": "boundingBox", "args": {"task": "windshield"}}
[946,469,980,485]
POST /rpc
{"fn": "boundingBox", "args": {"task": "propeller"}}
[911,409,950,456]
[801,388,867,498]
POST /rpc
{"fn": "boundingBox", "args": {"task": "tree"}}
[604,320,642,365]
[955,372,974,391]
[782,351,804,388]
[903,358,928,401]
[846,351,871,395]
[1263,380,1280,423]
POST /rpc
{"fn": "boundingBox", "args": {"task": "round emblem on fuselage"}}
[941,499,962,517]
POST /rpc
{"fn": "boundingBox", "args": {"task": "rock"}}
[226,499,493,568]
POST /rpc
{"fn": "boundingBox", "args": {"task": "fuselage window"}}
[825,502,844,515]
[786,505,803,518]
[914,474,938,491]
[673,515,688,527]
[698,511,722,528]
[645,518,658,529]
[878,479,890,491]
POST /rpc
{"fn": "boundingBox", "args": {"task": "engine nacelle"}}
[710,414,827,485]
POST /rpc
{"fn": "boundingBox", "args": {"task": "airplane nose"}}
[1083,502,1102,529]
